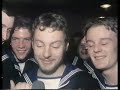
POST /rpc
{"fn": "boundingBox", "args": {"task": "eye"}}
[87,43,94,48]
[51,42,61,48]
[101,41,108,45]
[11,37,19,43]
[7,28,12,32]
[35,41,44,47]
[24,38,31,42]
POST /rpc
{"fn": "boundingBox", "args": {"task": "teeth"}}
[18,51,25,53]
[95,56,104,60]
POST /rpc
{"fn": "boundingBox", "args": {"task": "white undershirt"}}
[38,78,61,89]
[18,63,25,73]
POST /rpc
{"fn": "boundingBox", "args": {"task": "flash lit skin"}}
[10,28,32,61]
[86,25,117,85]
[2,11,14,44]
[32,27,69,77]
[79,36,89,60]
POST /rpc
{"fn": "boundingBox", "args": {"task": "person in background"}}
[2,8,14,44]
[10,12,100,89]
[72,36,91,71]
[84,17,118,89]
[2,7,15,61]
[2,16,38,89]
[2,6,16,89]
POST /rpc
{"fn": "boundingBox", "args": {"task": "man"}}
[2,7,16,89]
[84,17,118,89]
[2,8,14,44]
[72,36,91,70]
[2,16,38,89]
[11,13,100,89]
[2,7,15,61]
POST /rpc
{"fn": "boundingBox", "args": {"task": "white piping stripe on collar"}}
[59,68,82,87]
[28,58,38,64]
[23,73,32,85]
[2,54,9,61]
[14,64,20,71]
[83,61,106,89]
[58,81,70,89]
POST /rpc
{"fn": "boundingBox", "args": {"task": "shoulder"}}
[64,64,100,88]
[27,58,38,64]
[75,71,100,88]
[22,67,38,84]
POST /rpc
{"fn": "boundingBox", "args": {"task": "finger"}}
[10,80,15,89]
[23,83,32,89]
[15,82,32,89]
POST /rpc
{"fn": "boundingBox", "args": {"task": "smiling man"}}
[2,16,38,89]
[11,13,100,89]
[84,17,118,89]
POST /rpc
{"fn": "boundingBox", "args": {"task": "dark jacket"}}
[22,64,100,89]
[83,60,118,89]
[2,46,38,89]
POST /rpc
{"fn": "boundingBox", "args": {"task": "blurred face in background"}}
[11,28,32,62]
[78,36,89,60]
[2,11,14,44]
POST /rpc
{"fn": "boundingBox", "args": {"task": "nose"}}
[2,28,7,42]
[18,40,25,48]
[43,46,51,59]
[93,44,102,53]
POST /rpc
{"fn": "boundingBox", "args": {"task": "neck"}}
[102,62,118,85]
[38,64,66,78]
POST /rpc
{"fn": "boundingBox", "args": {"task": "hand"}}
[10,80,32,89]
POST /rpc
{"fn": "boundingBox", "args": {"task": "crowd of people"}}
[2,6,118,89]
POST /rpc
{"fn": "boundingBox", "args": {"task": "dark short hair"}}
[9,16,33,42]
[84,17,118,35]
[32,12,69,42]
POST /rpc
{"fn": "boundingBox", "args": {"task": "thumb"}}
[10,80,15,89]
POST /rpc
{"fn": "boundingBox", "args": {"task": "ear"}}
[65,42,69,51]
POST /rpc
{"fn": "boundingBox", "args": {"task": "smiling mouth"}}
[17,50,26,53]
[95,56,105,60]
[41,59,54,64]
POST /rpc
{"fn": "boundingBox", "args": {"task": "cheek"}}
[25,43,32,49]
[2,29,7,35]
[11,43,18,49]
[53,47,65,58]
[33,47,40,55]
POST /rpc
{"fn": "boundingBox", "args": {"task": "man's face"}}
[2,11,14,43]
[11,28,32,61]
[32,27,69,74]
[86,25,117,70]
[79,36,89,60]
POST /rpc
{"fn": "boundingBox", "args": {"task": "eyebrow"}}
[51,40,62,44]
[87,38,112,43]
[35,40,62,44]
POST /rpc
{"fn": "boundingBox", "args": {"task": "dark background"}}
[3,0,118,36]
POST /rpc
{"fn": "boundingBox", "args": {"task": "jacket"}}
[22,63,100,89]
[83,60,118,89]
[2,46,38,89]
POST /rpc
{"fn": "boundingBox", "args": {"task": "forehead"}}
[86,25,117,41]
[2,11,14,28]
[12,28,31,37]
[34,27,66,42]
